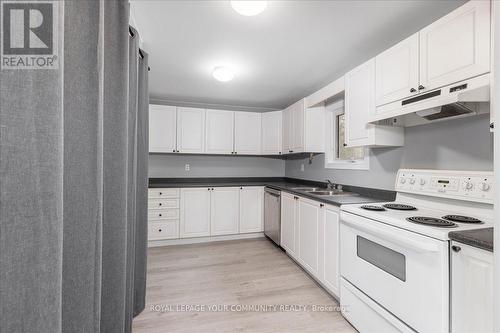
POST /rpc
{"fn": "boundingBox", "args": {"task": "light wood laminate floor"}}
[132,238,356,333]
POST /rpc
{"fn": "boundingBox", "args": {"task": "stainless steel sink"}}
[306,190,356,196]
[290,187,321,192]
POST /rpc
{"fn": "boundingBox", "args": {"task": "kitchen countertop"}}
[449,228,494,252]
[149,177,396,207]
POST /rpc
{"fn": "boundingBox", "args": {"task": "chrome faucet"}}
[326,180,335,190]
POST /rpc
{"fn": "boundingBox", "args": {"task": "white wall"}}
[285,114,493,190]
[149,154,285,178]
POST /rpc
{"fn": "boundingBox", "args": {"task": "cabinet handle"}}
[320,203,324,208]
[289,150,294,153]
[159,192,162,195]
[177,150,180,153]
[452,245,461,252]
[208,188,210,191]
[159,214,162,217]
[410,88,416,93]
[490,123,494,129]
[172,149,176,152]
[279,152,281,154]
[159,203,162,206]
[159,229,162,232]
[343,143,347,147]
[418,85,425,90]
[240,187,243,190]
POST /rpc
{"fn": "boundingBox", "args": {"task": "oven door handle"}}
[342,216,440,253]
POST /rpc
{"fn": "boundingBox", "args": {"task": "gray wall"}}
[149,154,285,178]
[285,114,493,190]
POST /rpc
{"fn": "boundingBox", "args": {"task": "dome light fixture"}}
[231,1,267,16]
[212,66,235,82]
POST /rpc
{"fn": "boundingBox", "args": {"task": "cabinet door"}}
[345,59,375,147]
[261,111,282,155]
[282,107,292,153]
[176,107,206,153]
[451,242,493,333]
[149,104,177,153]
[210,187,240,236]
[298,197,321,276]
[375,33,419,106]
[280,193,296,255]
[291,100,305,152]
[419,0,490,92]
[180,188,211,238]
[239,187,263,233]
[205,109,234,154]
[322,206,340,297]
[234,112,262,155]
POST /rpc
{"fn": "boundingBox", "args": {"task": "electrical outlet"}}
[185,164,190,171]
[301,164,304,172]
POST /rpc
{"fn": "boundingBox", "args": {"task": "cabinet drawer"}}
[149,188,179,198]
[148,220,179,240]
[148,198,179,209]
[148,209,179,220]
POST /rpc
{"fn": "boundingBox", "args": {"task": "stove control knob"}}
[463,181,474,190]
[419,179,426,186]
[400,178,406,184]
[409,178,416,185]
[480,182,490,192]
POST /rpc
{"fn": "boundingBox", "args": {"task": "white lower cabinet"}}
[281,192,340,298]
[280,192,297,256]
[239,187,264,233]
[298,197,321,276]
[451,241,493,333]
[148,188,180,241]
[210,187,240,236]
[180,188,211,238]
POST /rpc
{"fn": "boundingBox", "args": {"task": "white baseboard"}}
[148,232,266,247]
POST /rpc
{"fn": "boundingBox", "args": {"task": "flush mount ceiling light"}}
[231,1,267,16]
[212,66,235,82]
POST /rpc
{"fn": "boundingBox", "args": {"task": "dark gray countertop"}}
[149,177,396,207]
[449,228,493,252]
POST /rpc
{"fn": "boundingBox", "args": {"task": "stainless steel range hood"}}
[370,74,490,127]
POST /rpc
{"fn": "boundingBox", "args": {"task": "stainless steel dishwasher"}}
[264,187,281,246]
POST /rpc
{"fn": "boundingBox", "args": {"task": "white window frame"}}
[324,99,370,170]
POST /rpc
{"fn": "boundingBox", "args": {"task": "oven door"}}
[340,211,449,333]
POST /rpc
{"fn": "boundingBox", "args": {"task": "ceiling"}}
[131,0,466,111]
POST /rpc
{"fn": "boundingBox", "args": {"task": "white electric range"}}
[339,169,494,333]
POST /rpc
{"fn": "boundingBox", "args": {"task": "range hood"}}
[370,74,490,127]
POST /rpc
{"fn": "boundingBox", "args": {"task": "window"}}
[325,99,369,170]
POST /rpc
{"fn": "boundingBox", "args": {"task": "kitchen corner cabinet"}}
[345,59,404,147]
[261,110,282,155]
[239,187,264,233]
[419,0,490,93]
[375,33,419,107]
[205,109,234,154]
[180,188,211,238]
[176,107,206,154]
[149,104,177,153]
[234,112,262,155]
[451,242,493,333]
[282,99,325,154]
[210,187,240,235]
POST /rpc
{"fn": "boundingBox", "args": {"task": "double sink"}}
[289,186,357,198]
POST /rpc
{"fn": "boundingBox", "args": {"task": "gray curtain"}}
[0,0,148,332]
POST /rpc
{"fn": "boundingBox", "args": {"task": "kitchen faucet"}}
[326,180,342,191]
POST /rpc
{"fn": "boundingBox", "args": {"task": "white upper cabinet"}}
[419,0,490,93]
[291,100,305,152]
[239,187,264,233]
[210,187,240,236]
[375,33,419,107]
[149,104,177,153]
[282,107,292,153]
[205,109,234,154]
[345,59,404,147]
[176,107,206,154]
[282,99,325,154]
[261,110,282,155]
[234,112,262,155]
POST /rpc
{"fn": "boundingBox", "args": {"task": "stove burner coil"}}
[442,215,483,224]
[383,203,417,211]
[406,216,457,228]
[360,205,386,211]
